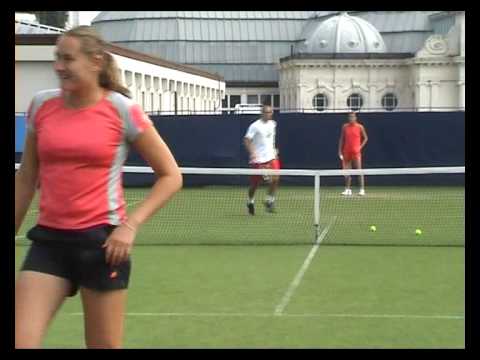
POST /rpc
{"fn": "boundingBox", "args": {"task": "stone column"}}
[296,84,303,111]
[415,81,428,112]
[368,83,377,112]
[457,81,465,110]
[332,83,342,111]
[458,62,465,110]
[429,81,440,111]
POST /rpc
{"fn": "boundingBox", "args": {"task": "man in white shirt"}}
[243,105,280,215]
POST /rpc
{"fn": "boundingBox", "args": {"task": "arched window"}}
[312,94,328,111]
[347,93,363,112]
[381,93,399,111]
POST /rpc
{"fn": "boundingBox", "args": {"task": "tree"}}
[32,11,69,29]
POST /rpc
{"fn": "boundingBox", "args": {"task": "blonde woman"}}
[15,26,182,348]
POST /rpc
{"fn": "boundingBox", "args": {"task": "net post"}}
[314,174,320,241]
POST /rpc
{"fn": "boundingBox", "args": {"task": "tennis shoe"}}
[264,201,276,213]
[358,189,365,196]
[341,189,352,196]
[247,202,255,215]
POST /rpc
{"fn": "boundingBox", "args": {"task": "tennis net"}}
[15,164,465,247]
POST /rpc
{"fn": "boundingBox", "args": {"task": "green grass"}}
[15,245,464,348]
[15,185,465,348]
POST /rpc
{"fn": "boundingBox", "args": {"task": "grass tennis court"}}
[15,184,465,348]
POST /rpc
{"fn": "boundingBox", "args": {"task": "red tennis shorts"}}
[342,151,361,165]
[250,159,281,186]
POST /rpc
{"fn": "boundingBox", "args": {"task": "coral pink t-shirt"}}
[26,89,152,230]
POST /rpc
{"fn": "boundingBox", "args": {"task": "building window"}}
[247,95,259,104]
[313,94,329,111]
[347,93,363,112]
[260,94,271,106]
[151,93,154,112]
[273,94,280,108]
[381,93,398,111]
[229,95,241,112]
[159,94,162,113]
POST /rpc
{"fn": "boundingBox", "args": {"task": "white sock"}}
[266,195,275,203]
[248,198,255,204]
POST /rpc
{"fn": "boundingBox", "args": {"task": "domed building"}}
[91,11,465,112]
[280,11,465,112]
[295,12,387,54]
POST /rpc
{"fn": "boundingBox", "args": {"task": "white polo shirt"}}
[244,118,277,164]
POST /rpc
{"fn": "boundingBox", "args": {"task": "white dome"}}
[298,12,387,53]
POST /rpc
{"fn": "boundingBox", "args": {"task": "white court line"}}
[274,216,337,316]
[15,235,26,240]
[66,312,464,320]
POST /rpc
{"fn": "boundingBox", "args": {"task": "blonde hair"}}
[63,26,130,98]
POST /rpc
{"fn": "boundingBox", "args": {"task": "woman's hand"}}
[103,223,137,266]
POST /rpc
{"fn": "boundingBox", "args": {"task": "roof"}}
[382,32,431,53]
[349,11,437,32]
[15,20,64,35]
[119,41,295,64]
[298,11,439,53]
[296,12,387,54]
[93,11,315,22]
[429,11,463,20]
[90,11,448,83]
[193,64,278,82]
[92,16,310,42]
[308,11,438,32]
[91,11,319,83]
[91,11,445,52]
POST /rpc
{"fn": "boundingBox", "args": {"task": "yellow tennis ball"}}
[370,225,377,232]
[415,229,422,235]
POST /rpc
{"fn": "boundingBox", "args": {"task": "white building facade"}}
[15,30,225,115]
[278,12,465,112]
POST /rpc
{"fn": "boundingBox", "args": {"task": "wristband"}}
[123,221,137,232]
